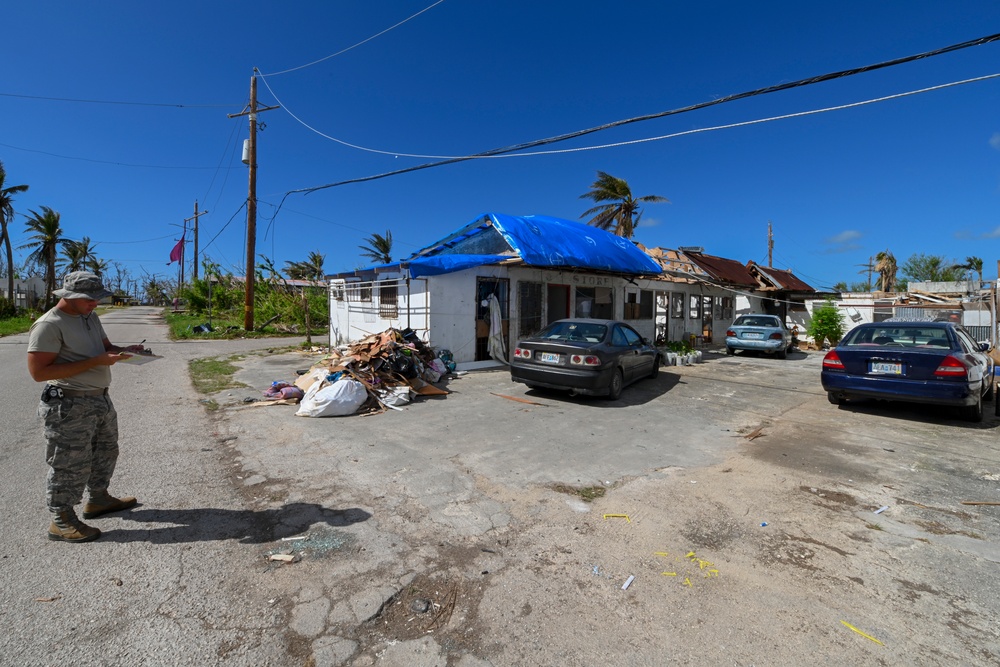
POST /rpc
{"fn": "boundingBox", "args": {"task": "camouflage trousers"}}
[38,392,119,512]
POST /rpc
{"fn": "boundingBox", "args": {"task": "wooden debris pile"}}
[297,328,449,415]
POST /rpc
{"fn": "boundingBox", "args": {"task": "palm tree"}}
[86,257,109,277]
[62,241,88,273]
[359,230,393,265]
[62,236,98,273]
[579,171,669,238]
[285,251,326,281]
[964,256,984,285]
[0,161,30,303]
[20,206,67,308]
[873,250,897,292]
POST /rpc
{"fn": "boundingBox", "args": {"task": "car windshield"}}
[536,322,608,343]
[840,326,951,348]
[733,316,779,327]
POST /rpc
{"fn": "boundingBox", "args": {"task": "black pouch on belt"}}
[41,385,63,402]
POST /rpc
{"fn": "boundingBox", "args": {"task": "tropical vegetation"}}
[0,160,29,303]
[579,171,668,238]
[358,231,393,265]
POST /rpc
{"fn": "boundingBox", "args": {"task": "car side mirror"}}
[979,342,991,352]
[642,338,652,346]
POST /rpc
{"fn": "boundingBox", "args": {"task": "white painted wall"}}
[329,274,430,346]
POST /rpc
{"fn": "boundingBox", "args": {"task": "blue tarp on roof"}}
[406,213,662,276]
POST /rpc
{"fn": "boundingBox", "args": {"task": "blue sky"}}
[3,1,1000,290]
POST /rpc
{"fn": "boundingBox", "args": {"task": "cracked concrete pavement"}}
[4,306,999,665]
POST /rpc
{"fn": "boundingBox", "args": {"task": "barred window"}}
[379,281,398,318]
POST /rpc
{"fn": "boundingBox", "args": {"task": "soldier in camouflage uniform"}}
[27,271,144,543]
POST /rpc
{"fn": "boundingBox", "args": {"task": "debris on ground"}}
[266,328,454,417]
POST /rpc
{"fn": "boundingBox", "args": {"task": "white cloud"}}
[981,226,1000,239]
[825,230,862,245]
[990,133,1000,151]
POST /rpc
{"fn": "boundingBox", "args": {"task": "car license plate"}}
[869,361,902,375]
[743,332,763,339]
[538,352,560,363]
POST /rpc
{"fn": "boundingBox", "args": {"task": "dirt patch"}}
[799,485,858,506]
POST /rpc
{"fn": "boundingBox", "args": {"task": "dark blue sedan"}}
[821,321,994,422]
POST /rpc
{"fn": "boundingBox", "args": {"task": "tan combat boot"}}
[83,490,138,519]
[48,509,101,543]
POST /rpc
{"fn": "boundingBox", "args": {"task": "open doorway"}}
[475,278,509,361]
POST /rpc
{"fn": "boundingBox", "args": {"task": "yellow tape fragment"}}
[686,551,696,558]
[683,577,693,587]
[840,620,884,646]
[661,572,677,576]
[602,513,631,523]
[654,551,670,557]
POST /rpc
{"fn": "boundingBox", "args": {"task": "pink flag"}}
[168,233,185,264]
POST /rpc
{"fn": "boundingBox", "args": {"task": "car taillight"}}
[769,332,784,340]
[726,329,736,337]
[513,347,531,359]
[822,350,844,369]
[934,355,968,377]
[570,355,601,366]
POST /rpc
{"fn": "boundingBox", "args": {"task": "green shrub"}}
[807,299,846,345]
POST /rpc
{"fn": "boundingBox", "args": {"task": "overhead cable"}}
[285,31,1000,195]
[259,0,447,77]
[0,91,232,108]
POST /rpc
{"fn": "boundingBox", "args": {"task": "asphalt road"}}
[3,308,999,666]
[0,307,307,666]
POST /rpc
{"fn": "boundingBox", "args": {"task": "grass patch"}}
[164,311,324,340]
[0,314,35,337]
[551,483,607,502]
[189,355,249,394]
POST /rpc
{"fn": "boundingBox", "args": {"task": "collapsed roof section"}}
[384,213,665,278]
[748,262,815,293]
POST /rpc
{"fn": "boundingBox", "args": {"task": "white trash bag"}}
[295,379,368,418]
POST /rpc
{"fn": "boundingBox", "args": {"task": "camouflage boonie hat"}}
[53,271,112,300]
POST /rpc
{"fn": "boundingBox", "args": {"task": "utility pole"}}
[185,201,207,281]
[767,221,774,267]
[228,71,278,331]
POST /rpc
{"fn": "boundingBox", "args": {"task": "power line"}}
[0,91,233,108]
[0,140,240,170]
[284,31,1000,196]
[259,0,448,77]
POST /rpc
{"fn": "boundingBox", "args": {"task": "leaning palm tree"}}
[0,161,30,303]
[359,230,393,265]
[579,171,669,238]
[20,206,67,308]
[285,251,326,281]
[873,250,897,292]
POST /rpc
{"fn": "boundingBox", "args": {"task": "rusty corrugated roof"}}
[684,251,758,287]
[748,262,815,292]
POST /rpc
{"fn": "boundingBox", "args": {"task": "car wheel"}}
[606,368,623,400]
[961,389,984,423]
[726,347,735,356]
[827,391,844,405]
[776,346,787,360]
[648,355,660,380]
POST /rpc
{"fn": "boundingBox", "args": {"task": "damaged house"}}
[640,247,816,344]
[328,213,667,367]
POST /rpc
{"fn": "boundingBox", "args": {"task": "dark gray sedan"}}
[510,319,660,399]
